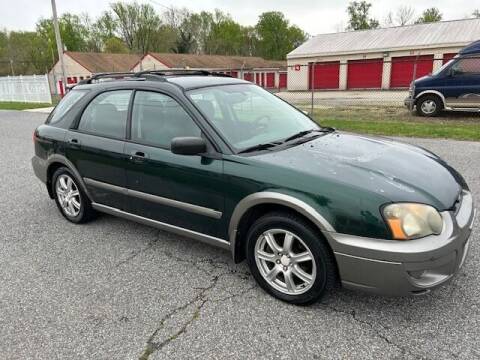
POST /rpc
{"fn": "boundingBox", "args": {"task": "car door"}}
[66,89,132,210]
[442,57,480,108]
[124,90,225,238]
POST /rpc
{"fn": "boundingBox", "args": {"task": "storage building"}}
[287,18,480,91]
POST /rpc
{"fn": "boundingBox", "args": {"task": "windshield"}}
[187,84,319,151]
[432,59,454,76]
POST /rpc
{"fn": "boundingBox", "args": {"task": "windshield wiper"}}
[238,127,335,154]
[238,142,281,154]
[283,127,335,143]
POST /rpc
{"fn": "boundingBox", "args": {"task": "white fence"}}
[0,75,52,103]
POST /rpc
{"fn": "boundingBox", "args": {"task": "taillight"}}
[33,130,37,143]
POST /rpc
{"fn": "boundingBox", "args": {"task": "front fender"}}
[228,191,335,261]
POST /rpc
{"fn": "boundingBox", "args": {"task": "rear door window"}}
[78,90,132,139]
[48,89,88,124]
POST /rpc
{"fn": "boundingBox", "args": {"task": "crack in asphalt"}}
[321,303,427,359]
[126,230,255,360]
[115,235,160,268]
[138,271,255,360]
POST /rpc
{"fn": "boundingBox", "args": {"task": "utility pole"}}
[9,59,14,76]
[51,0,67,95]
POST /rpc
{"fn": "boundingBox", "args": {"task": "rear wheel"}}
[246,212,337,305]
[52,167,96,223]
[416,95,443,117]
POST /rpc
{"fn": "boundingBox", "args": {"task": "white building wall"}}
[287,46,463,91]
[48,54,92,95]
[287,60,310,91]
[132,54,170,72]
[381,57,392,89]
[339,61,348,90]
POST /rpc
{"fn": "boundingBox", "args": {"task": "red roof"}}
[65,51,141,73]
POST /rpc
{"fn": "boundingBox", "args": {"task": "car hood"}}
[254,132,463,210]
[414,75,436,87]
[414,75,432,83]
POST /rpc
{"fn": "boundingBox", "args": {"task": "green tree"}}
[172,29,195,53]
[36,13,89,53]
[239,26,258,57]
[207,18,244,55]
[0,31,11,75]
[415,8,442,23]
[1,31,52,75]
[473,10,480,18]
[150,24,177,53]
[346,1,379,30]
[104,37,129,53]
[111,2,161,54]
[255,11,307,60]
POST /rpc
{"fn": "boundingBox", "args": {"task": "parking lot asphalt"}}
[0,110,479,359]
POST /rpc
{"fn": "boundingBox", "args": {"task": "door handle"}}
[129,151,148,162]
[68,138,81,147]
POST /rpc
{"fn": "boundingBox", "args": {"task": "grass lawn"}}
[0,102,53,110]
[310,106,480,141]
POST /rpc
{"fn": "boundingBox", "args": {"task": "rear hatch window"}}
[47,89,88,124]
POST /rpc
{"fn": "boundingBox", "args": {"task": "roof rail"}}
[76,72,140,85]
[134,69,233,79]
[72,69,232,89]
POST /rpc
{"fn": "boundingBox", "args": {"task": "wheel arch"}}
[228,192,335,263]
[415,90,446,108]
[46,155,92,200]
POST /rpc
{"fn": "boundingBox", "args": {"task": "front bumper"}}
[404,96,415,109]
[326,190,476,296]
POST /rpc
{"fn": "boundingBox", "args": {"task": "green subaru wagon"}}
[32,71,476,304]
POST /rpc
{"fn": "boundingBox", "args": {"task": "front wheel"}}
[246,212,337,305]
[416,95,443,117]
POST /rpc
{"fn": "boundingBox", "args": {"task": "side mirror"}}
[171,137,207,155]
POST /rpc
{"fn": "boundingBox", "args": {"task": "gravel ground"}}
[0,110,478,360]
[276,90,408,107]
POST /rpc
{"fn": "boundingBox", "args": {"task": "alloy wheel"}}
[420,99,437,114]
[55,174,81,217]
[254,229,317,295]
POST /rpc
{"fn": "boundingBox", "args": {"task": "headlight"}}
[383,203,443,240]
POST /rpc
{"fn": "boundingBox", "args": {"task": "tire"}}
[246,211,337,305]
[416,95,443,117]
[51,167,96,224]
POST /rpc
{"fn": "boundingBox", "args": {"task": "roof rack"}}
[135,69,232,80]
[76,72,140,85]
[72,69,233,88]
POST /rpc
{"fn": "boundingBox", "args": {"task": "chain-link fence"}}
[280,56,449,111]
[12,52,479,120]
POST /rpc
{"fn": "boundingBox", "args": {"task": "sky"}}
[0,0,478,35]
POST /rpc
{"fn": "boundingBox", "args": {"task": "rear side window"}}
[131,91,201,148]
[453,58,480,74]
[48,90,87,124]
[78,90,132,139]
